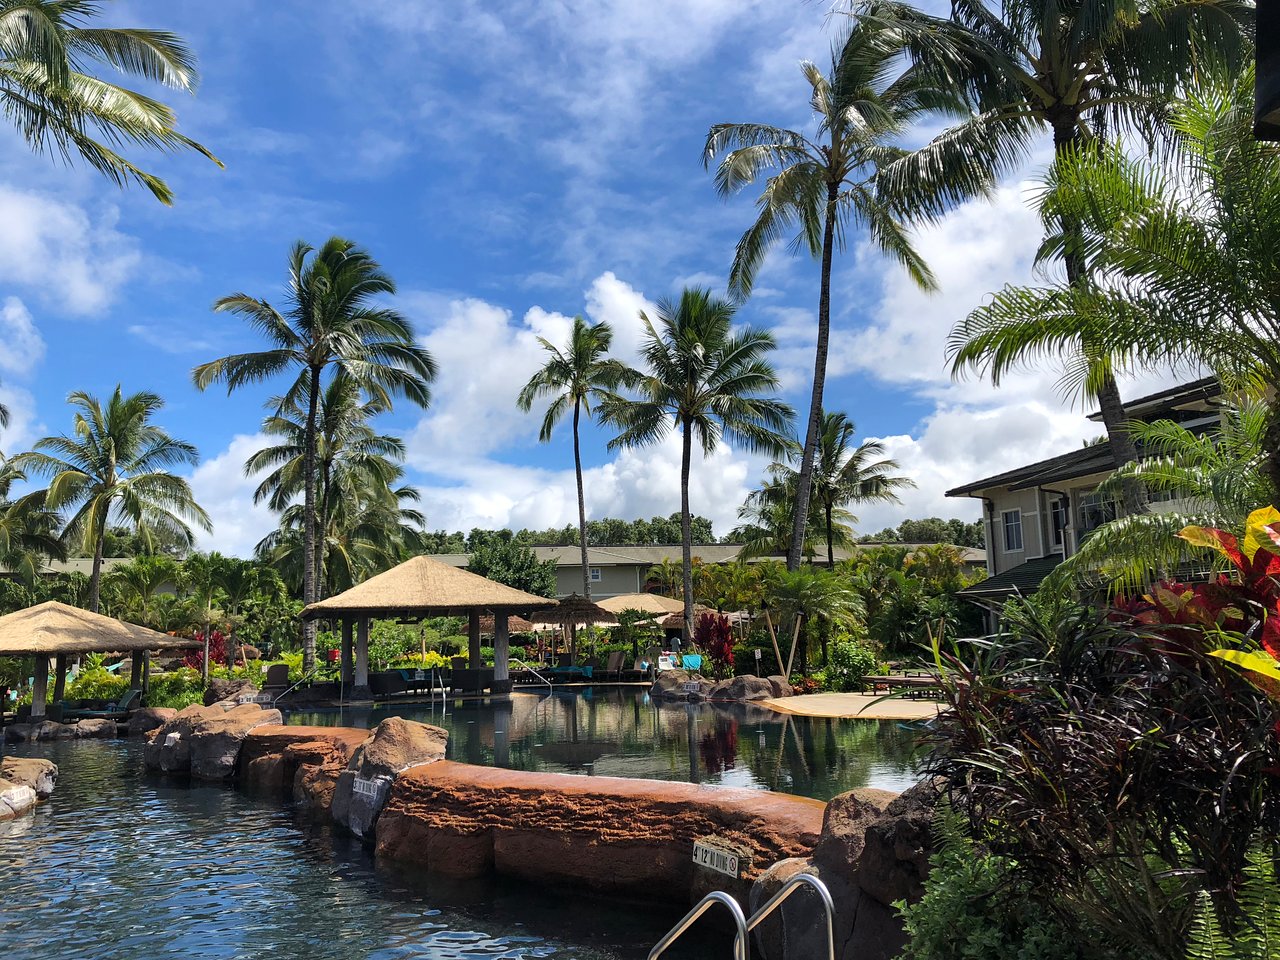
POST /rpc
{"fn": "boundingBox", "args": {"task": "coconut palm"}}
[215,559,278,666]
[876,0,1251,510]
[181,551,225,679]
[600,287,794,638]
[246,375,406,596]
[0,0,219,203]
[764,566,865,676]
[0,456,64,584]
[705,9,996,572]
[517,316,633,601]
[732,477,831,560]
[14,387,209,612]
[102,554,179,628]
[193,237,435,671]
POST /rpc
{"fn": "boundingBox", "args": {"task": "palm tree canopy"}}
[705,4,1000,300]
[599,287,794,457]
[193,237,436,412]
[13,385,211,553]
[0,0,221,203]
[516,315,635,442]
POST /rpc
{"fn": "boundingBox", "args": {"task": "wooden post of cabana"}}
[340,619,354,690]
[300,555,558,702]
[0,601,194,719]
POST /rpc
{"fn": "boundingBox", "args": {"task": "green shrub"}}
[66,667,128,702]
[898,813,1146,960]
[145,668,205,710]
[389,650,449,670]
[824,639,879,691]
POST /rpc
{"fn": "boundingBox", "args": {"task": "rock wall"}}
[375,761,825,905]
[0,757,58,820]
[650,670,793,702]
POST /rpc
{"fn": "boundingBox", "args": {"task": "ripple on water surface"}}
[0,740,706,960]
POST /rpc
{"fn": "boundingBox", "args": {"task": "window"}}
[1078,492,1117,536]
[1051,499,1069,549]
[1002,509,1023,552]
[589,567,602,582]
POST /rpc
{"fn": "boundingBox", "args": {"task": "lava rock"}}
[127,707,177,736]
[0,778,37,820]
[332,717,448,839]
[75,718,117,739]
[203,677,259,707]
[0,757,57,798]
[188,703,283,780]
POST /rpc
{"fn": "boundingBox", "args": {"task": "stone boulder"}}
[766,675,793,698]
[1,757,57,799]
[650,669,715,701]
[812,788,898,874]
[75,718,117,739]
[858,780,937,909]
[203,677,259,707]
[189,703,283,780]
[0,778,37,820]
[239,725,370,808]
[709,675,777,702]
[3,723,31,743]
[127,707,177,736]
[332,717,448,839]
[142,703,210,772]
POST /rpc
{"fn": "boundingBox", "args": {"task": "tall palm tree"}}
[246,375,406,596]
[193,237,435,670]
[181,551,225,680]
[732,477,831,560]
[215,559,278,666]
[14,386,209,611]
[0,0,219,204]
[517,316,633,600]
[0,456,64,584]
[705,9,995,572]
[878,0,1251,511]
[600,287,794,638]
[103,554,179,628]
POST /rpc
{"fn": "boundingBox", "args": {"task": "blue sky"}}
[0,1,1175,556]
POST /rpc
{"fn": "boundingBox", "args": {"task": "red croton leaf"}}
[1179,524,1246,570]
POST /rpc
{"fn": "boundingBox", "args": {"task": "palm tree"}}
[732,477,831,560]
[103,554,179,628]
[705,10,995,572]
[246,375,406,596]
[517,316,633,601]
[14,387,210,611]
[181,551,225,680]
[878,0,1250,511]
[0,0,219,203]
[215,559,278,666]
[600,287,794,638]
[193,237,436,670]
[764,566,865,676]
[0,456,64,584]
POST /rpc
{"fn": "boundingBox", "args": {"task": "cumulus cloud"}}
[188,433,276,558]
[0,185,141,314]
[0,298,45,374]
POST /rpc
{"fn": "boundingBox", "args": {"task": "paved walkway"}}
[762,692,943,721]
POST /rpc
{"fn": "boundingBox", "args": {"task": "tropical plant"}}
[467,537,557,598]
[194,237,436,670]
[693,611,735,680]
[825,637,879,691]
[0,0,219,204]
[600,287,794,637]
[1185,848,1280,960]
[102,554,179,627]
[517,315,633,600]
[180,552,224,679]
[732,476,829,560]
[706,8,994,571]
[879,0,1251,513]
[0,455,64,584]
[14,387,210,611]
[215,559,280,667]
[646,558,683,598]
[247,374,407,594]
[763,566,864,676]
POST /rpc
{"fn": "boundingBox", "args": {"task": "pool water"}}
[289,689,922,801]
[0,739,718,960]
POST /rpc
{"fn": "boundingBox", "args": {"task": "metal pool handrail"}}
[746,873,836,960]
[648,891,748,960]
[508,657,553,693]
[274,668,320,706]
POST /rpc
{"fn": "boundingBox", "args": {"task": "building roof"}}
[1086,376,1219,422]
[957,556,1062,601]
[301,555,559,621]
[946,442,1118,498]
[431,542,984,568]
[0,558,132,579]
[0,601,194,655]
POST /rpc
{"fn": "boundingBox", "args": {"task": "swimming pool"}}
[288,688,922,801]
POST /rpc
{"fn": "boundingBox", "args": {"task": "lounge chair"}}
[63,688,141,721]
[601,650,625,681]
[261,663,291,699]
[621,656,653,682]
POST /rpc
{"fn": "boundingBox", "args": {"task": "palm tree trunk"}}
[825,502,835,569]
[1264,406,1280,511]
[573,401,591,601]
[680,417,694,643]
[314,465,328,601]
[1052,118,1144,516]
[89,515,106,614]
[301,365,321,673]
[788,182,838,571]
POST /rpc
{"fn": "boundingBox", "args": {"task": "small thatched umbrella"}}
[478,614,533,635]
[531,594,616,665]
[0,601,195,718]
[597,593,683,617]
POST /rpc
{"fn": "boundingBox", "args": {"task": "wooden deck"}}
[762,692,943,721]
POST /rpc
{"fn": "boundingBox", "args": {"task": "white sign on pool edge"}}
[692,841,741,878]
[683,681,701,693]
[352,775,385,799]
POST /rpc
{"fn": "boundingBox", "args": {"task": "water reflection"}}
[291,690,920,800]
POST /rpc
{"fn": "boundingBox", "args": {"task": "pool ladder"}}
[648,872,835,960]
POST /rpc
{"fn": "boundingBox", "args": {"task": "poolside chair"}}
[261,663,291,699]
[601,651,625,681]
[63,688,141,722]
[621,656,652,682]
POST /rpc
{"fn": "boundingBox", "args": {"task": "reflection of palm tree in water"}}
[698,717,740,776]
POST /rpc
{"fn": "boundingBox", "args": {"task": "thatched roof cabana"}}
[530,593,614,627]
[300,555,557,620]
[479,614,534,635]
[596,593,683,617]
[0,601,193,655]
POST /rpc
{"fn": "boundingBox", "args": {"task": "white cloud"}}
[0,298,45,374]
[0,185,141,314]
[188,433,276,558]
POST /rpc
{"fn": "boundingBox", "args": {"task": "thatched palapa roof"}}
[478,614,534,635]
[301,555,559,620]
[531,593,616,627]
[597,593,684,616]
[0,601,195,656]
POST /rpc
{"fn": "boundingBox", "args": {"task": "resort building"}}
[433,543,985,600]
[946,377,1220,607]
